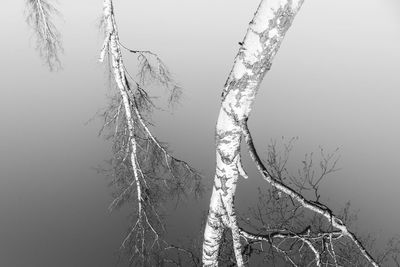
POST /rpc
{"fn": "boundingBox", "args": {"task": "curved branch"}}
[241,119,379,267]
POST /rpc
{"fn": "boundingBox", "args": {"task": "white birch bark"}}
[99,2,204,263]
[202,0,304,266]
[100,0,143,213]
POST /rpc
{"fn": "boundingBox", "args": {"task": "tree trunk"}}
[202,0,304,266]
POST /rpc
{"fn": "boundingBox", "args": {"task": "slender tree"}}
[97,0,202,265]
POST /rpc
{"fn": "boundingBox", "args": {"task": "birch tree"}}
[24,0,398,266]
[97,0,203,265]
[202,0,379,266]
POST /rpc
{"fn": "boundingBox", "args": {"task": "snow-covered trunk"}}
[202,0,304,266]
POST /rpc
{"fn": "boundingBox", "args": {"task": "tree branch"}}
[241,118,379,266]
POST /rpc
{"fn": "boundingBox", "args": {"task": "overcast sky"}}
[0,0,399,266]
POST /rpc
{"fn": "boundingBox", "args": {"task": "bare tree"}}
[201,0,380,266]
[96,0,202,265]
[24,0,399,266]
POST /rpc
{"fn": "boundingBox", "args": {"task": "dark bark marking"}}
[215,174,229,196]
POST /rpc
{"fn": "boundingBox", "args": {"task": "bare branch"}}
[241,119,379,266]
[26,0,62,70]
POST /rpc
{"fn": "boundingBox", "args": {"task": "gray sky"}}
[0,0,399,266]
